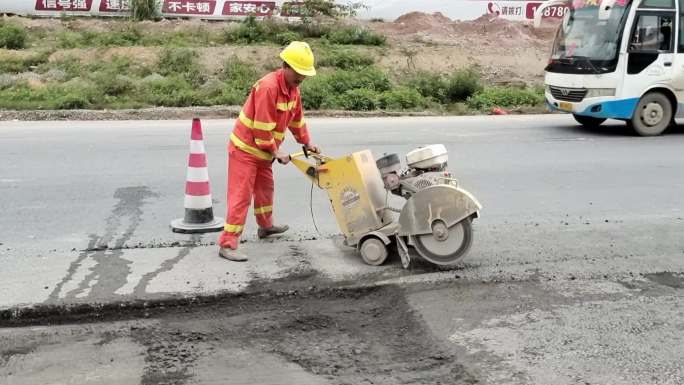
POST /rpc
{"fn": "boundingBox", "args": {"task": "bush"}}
[405,68,481,104]
[0,74,17,90]
[0,77,105,110]
[0,51,51,74]
[91,27,143,47]
[36,55,82,79]
[53,92,91,109]
[467,86,545,110]
[56,31,83,49]
[325,26,386,46]
[199,78,224,100]
[57,27,143,48]
[96,73,136,96]
[447,67,482,102]
[55,77,102,109]
[224,16,268,44]
[0,22,27,50]
[379,87,426,110]
[219,56,259,99]
[87,55,132,73]
[404,71,450,104]
[140,75,200,106]
[292,23,331,39]
[318,49,374,69]
[156,27,218,47]
[211,86,252,106]
[300,75,331,110]
[336,88,379,110]
[274,31,302,45]
[157,48,205,85]
[260,18,289,37]
[300,67,390,109]
[130,0,160,21]
[0,82,36,109]
[324,67,391,94]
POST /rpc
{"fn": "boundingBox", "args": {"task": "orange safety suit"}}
[219,68,310,249]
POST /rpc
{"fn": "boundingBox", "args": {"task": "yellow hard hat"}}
[280,41,316,77]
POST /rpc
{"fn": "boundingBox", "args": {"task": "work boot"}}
[218,247,247,262]
[257,224,289,239]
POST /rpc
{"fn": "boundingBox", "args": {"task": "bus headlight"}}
[586,88,616,98]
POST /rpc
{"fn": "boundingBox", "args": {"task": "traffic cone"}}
[491,107,509,115]
[171,118,223,234]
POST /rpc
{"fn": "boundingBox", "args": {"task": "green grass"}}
[0,21,27,50]
[39,17,386,49]
[0,18,542,112]
[325,26,386,46]
[0,51,51,74]
[467,86,544,110]
[0,53,544,111]
[317,49,374,69]
[404,67,482,104]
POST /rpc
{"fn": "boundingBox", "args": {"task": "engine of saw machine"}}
[289,144,481,269]
[376,144,458,200]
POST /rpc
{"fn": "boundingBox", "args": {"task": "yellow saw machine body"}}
[290,145,481,268]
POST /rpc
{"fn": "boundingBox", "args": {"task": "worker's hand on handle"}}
[304,144,320,154]
[275,150,291,165]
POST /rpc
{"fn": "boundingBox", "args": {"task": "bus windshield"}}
[547,0,633,74]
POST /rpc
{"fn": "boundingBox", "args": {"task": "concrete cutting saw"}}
[289,144,481,268]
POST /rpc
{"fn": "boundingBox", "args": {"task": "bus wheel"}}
[629,92,673,136]
[573,114,606,127]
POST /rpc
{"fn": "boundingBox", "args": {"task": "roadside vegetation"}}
[0,15,544,113]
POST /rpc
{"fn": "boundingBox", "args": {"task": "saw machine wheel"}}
[359,237,389,266]
[412,217,473,266]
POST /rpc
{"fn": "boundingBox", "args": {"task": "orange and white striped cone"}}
[171,118,223,234]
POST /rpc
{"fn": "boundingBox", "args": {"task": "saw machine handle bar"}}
[289,146,331,163]
[287,146,334,188]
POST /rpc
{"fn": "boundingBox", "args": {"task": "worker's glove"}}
[305,144,320,154]
[275,150,291,165]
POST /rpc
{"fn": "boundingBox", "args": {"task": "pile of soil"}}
[393,11,455,35]
[374,11,557,47]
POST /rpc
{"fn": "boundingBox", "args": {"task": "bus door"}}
[625,10,676,96]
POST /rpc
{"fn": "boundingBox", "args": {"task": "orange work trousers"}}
[218,143,274,249]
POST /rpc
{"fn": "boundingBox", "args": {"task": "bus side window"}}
[659,16,672,50]
[679,0,684,51]
[630,14,674,52]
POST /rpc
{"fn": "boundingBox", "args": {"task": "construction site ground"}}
[2,116,684,385]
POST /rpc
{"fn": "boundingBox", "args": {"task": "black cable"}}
[310,181,321,235]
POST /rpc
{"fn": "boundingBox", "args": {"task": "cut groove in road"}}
[78,236,329,252]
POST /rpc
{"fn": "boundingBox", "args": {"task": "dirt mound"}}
[452,14,548,44]
[376,11,555,46]
[394,11,453,30]
[391,12,453,34]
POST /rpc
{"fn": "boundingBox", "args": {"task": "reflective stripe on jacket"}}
[230,69,310,160]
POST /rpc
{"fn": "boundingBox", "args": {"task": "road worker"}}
[218,41,319,261]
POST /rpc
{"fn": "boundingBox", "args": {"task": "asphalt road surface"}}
[1,115,684,384]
